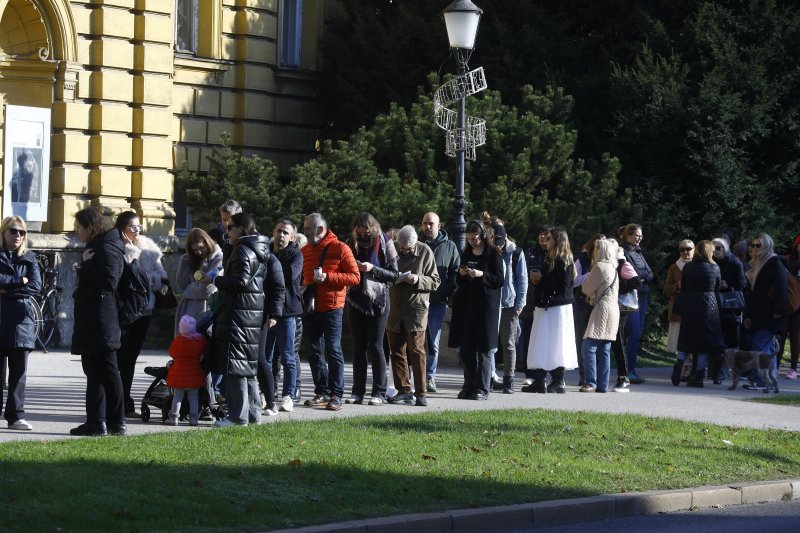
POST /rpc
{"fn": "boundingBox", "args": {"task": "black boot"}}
[687,369,705,388]
[533,369,547,393]
[502,375,514,395]
[671,360,683,387]
[549,367,566,394]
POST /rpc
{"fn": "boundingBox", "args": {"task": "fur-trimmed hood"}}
[125,234,168,314]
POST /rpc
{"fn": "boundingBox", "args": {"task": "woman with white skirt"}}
[525,226,578,393]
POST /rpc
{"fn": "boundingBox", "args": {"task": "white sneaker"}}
[368,396,384,406]
[214,418,247,427]
[167,414,179,426]
[279,395,294,412]
[522,378,534,387]
[264,407,279,417]
[260,393,267,409]
[9,419,32,431]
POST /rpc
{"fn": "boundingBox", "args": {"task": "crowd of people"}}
[1,204,798,434]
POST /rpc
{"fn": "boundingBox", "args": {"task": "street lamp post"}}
[438,0,485,252]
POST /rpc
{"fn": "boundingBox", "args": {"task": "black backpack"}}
[117,258,152,325]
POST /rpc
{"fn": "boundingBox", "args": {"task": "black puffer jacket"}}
[677,260,726,354]
[0,249,41,350]
[72,229,126,354]
[213,234,269,377]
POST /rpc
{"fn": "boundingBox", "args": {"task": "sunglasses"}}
[679,247,693,253]
[8,228,26,237]
[714,246,723,251]
[749,242,762,249]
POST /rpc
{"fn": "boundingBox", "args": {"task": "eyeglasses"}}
[127,224,142,232]
[679,247,693,253]
[749,242,762,249]
[8,228,26,237]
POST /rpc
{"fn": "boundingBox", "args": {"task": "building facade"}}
[0,0,330,234]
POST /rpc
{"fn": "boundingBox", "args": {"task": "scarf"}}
[676,258,688,271]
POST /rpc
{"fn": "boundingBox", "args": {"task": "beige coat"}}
[581,260,619,341]
[663,262,682,322]
[386,242,440,333]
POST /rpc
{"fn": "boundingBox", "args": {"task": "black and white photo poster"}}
[3,105,50,221]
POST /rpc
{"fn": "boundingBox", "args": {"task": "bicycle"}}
[34,253,63,352]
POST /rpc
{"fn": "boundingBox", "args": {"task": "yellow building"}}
[0,0,330,234]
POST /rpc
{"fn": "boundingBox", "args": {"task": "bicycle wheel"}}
[31,298,44,344]
[37,289,60,348]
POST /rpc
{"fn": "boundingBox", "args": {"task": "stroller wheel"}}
[141,403,150,423]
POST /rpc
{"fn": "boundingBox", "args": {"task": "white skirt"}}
[527,304,579,371]
[666,321,681,353]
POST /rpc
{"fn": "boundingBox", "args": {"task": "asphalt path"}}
[528,498,800,532]
[2,348,799,443]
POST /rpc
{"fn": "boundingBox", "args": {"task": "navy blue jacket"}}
[0,249,41,350]
[273,242,303,317]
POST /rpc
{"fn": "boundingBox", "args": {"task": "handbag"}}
[718,290,745,311]
[619,289,639,314]
[154,279,178,310]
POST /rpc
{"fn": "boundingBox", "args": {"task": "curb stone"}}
[267,479,800,532]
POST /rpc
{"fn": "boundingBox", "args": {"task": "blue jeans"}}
[677,351,708,370]
[742,329,779,386]
[303,308,345,399]
[581,338,611,391]
[425,302,447,380]
[262,317,298,398]
[624,289,649,373]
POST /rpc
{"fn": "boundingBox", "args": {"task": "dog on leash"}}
[724,349,779,393]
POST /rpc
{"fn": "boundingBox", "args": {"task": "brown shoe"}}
[303,394,330,407]
[325,396,342,411]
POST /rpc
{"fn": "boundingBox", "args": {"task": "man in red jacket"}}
[301,213,360,411]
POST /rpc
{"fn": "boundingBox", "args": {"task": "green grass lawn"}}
[2,409,799,532]
[747,394,800,406]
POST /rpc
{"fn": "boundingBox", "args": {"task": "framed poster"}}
[3,105,51,221]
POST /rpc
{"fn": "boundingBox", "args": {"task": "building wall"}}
[0,0,329,234]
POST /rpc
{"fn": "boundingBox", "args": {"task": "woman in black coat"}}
[0,216,41,431]
[743,233,788,352]
[449,220,504,400]
[675,240,726,387]
[213,213,268,427]
[71,207,127,436]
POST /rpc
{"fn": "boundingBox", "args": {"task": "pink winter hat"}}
[179,315,200,338]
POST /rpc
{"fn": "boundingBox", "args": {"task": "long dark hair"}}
[185,228,217,271]
[75,207,110,242]
[230,213,257,236]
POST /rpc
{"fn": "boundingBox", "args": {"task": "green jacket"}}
[386,242,440,333]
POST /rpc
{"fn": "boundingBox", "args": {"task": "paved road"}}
[529,498,800,532]
[2,348,799,442]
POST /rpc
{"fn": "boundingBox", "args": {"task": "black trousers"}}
[118,315,152,412]
[1,349,29,423]
[348,304,388,399]
[81,349,124,425]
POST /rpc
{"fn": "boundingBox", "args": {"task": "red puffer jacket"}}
[301,230,360,313]
[166,335,206,389]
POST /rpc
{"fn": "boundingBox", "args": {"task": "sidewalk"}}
[2,347,799,442]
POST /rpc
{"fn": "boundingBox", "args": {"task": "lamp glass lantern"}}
[443,0,483,50]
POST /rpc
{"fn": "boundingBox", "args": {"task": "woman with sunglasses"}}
[743,233,788,381]
[664,239,694,383]
[710,237,747,382]
[114,211,168,418]
[674,240,726,387]
[0,217,41,431]
[71,207,127,436]
[619,223,654,384]
[213,213,270,426]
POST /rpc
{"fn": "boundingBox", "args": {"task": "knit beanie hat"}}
[179,315,202,339]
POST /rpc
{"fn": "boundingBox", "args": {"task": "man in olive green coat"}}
[386,225,440,406]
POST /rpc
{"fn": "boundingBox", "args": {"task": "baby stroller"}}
[140,364,173,423]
